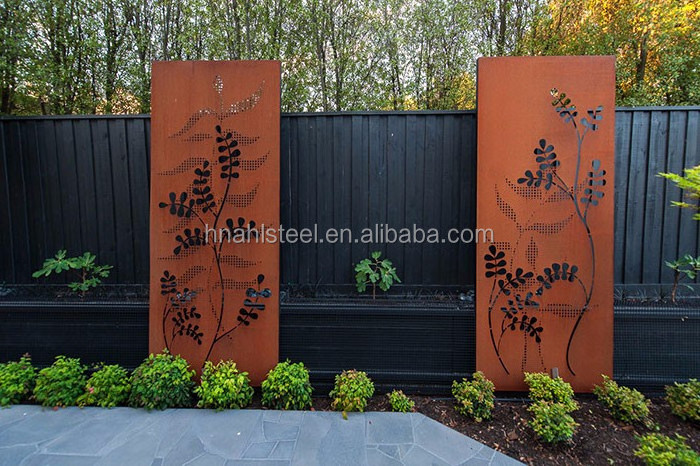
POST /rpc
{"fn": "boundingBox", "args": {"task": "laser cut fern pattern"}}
[484,89,606,375]
[157,76,272,363]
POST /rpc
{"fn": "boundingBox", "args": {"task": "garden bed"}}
[246,394,699,466]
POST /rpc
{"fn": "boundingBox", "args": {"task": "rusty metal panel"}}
[476,56,615,392]
[150,61,280,384]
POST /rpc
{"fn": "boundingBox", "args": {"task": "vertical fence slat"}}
[333,116,352,283]
[661,111,687,283]
[386,115,406,279]
[0,123,15,282]
[403,115,425,284]
[126,118,150,283]
[642,111,670,283]
[623,111,651,283]
[91,119,118,281]
[20,121,45,276]
[5,122,31,281]
[316,116,334,282]
[73,120,99,259]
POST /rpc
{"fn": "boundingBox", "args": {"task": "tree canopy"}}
[1,0,698,115]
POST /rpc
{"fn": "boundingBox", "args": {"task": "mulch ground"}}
[251,394,699,465]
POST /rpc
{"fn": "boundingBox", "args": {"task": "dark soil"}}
[250,394,699,465]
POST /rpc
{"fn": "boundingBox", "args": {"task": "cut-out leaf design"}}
[484,245,507,278]
[217,125,241,180]
[224,217,259,240]
[581,106,604,131]
[498,268,534,295]
[517,169,553,190]
[534,139,559,170]
[159,192,196,218]
[582,159,606,206]
[173,228,205,255]
[160,270,177,295]
[535,262,579,295]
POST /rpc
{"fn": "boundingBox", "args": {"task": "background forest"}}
[1,0,698,115]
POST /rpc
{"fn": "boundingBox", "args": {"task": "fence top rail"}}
[1,106,699,121]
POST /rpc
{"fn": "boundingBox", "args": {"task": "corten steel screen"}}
[476,56,615,392]
[150,61,280,384]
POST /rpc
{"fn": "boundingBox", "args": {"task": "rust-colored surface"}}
[150,61,280,384]
[476,56,615,392]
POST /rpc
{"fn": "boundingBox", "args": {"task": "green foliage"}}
[329,370,375,413]
[33,356,87,407]
[660,166,700,302]
[666,379,700,423]
[524,372,578,413]
[387,390,414,413]
[451,371,495,422]
[354,251,401,298]
[32,250,112,293]
[528,400,578,444]
[195,360,254,410]
[0,355,36,406]
[129,351,195,410]
[261,360,313,410]
[593,375,651,425]
[77,364,131,408]
[635,433,700,466]
[660,166,700,220]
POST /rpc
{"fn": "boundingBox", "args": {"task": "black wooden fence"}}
[1,108,699,287]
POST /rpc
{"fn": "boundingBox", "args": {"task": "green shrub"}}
[451,371,495,422]
[528,401,578,444]
[261,360,313,410]
[33,356,87,407]
[593,375,650,425]
[329,370,375,413]
[666,379,700,423]
[195,360,253,410]
[77,364,131,408]
[635,433,700,466]
[0,355,37,406]
[524,372,578,413]
[129,351,195,410]
[387,390,414,413]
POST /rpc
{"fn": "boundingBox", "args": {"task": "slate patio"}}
[0,406,523,466]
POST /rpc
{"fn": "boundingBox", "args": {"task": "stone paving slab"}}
[0,406,523,466]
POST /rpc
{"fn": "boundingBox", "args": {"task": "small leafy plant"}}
[195,360,253,410]
[0,355,37,406]
[635,433,700,466]
[129,350,195,410]
[664,254,700,303]
[665,379,700,423]
[78,364,131,408]
[659,165,700,220]
[33,356,87,407]
[354,251,401,298]
[32,250,112,294]
[524,372,578,413]
[387,390,414,413]
[261,360,313,410]
[329,369,375,414]
[528,400,578,444]
[593,375,651,426]
[452,371,495,422]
